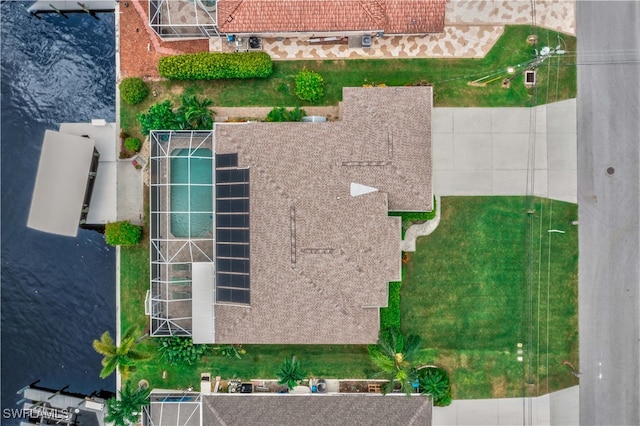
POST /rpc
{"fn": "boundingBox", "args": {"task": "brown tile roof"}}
[202,394,433,425]
[213,87,432,344]
[217,0,447,34]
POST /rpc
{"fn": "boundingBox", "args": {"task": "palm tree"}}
[93,328,149,379]
[276,356,306,390]
[177,94,214,130]
[105,381,151,426]
[369,328,423,395]
[418,367,452,406]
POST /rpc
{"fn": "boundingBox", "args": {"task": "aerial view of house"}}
[8,0,639,426]
[148,86,432,344]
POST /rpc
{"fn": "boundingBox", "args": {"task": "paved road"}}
[577,2,640,425]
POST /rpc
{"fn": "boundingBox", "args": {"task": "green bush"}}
[124,137,142,153]
[137,100,181,136]
[380,281,401,332]
[158,336,207,366]
[212,344,247,360]
[158,52,273,80]
[119,77,149,105]
[265,106,307,122]
[295,69,324,102]
[419,367,452,406]
[105,221,142,247]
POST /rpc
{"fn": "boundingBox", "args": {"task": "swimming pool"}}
[170,148,213,238]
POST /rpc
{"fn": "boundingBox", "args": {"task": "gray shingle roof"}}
[213,87,432,344]
[203,394,432,426]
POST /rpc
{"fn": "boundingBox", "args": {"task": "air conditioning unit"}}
[361,35,372,48]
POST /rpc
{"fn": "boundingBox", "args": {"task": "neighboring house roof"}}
[217,0,447,34]
[27,130,96,237]
[213,87,432,344]
[202,394,433,426]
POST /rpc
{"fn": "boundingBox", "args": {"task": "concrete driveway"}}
[434,385,579,426]
[432,99,576,203]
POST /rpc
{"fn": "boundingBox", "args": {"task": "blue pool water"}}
[170,148,214,238]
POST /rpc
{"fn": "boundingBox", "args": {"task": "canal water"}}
[1,2,116,422]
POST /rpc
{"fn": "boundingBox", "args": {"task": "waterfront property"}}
[27,121,117,237]
[149,0,447,40]
[148,86,433,344]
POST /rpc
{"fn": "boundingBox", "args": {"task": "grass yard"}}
[403,197,579,398]
[121,26,576,141]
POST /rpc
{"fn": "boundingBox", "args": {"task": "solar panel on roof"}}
[216,258,249,273]
[215,154,250,304]
[216,214,249,228]
[216,287,250,304]
[216,243,249,258]
[217,273,250,288]
[216,199,249,213]
[216,168,249,184]
[216,228,249,243]
[216,184,249,198]
[215,153,238,168]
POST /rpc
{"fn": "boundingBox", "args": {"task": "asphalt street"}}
[577,2,640,424]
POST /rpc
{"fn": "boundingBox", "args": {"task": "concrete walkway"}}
[401,195,441,252]
[446,0,576,36]
[432,99,576,203]
[434,385,579,426]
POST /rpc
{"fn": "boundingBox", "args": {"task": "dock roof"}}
[27,130,96,237]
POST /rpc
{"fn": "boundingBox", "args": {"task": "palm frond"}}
[402,334,423,362]
[93,331,116,356]
[126,348,151,362]
[100,356,118,379]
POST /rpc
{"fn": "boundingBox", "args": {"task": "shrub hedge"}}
[265,106,307,122]
[158,52,273,80]
[380,281,401,332]
[158,336,207,366]
[418,367,452,406]
[124,137,142,153]
[105,221,142,247]
[137,100,181,136]
[295,68,324,102]
[119,77,148,105]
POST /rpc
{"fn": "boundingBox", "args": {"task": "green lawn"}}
[121,26,576,141]
[403,197,579,398]
[120,196,578,398]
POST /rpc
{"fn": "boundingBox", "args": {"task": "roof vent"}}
[350,182,378,197]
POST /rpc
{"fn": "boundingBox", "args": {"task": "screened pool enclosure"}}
[149,130,250,340]
[149,0,219,39]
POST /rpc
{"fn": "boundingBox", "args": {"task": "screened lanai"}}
[149,0,219,39]
[149,131,215,337]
